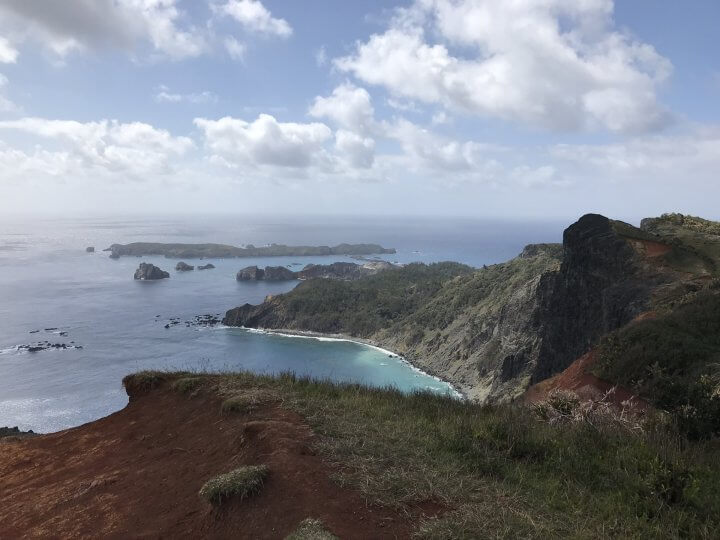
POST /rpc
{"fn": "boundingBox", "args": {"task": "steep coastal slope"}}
[225,213,720,402]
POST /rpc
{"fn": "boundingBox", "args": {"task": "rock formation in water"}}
[198,264,215,270]
[175,262,194,271]
[86,247,95,253]
[134,263,170,280]
[262,266,297,281]
[237,266,265,281]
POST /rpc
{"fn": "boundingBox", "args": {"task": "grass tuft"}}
[122,370,173,394]
[171,377,203,395]
[285,518,337,540]
[199,465,269,505]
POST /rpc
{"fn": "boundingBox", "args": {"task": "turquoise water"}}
[0,216,563,432]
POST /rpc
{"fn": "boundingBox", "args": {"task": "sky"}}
[0,0,718,221]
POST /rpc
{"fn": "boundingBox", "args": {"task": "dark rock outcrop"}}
[86,247,95,253]
[134,263,170,280]
[198,264,215,270]
[237,266,265,281]
[263,266,297,281]
[530,214,663,383]
[175,262,194,271]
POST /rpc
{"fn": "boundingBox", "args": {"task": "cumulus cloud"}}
[309,83,375,134]
[0,117,195,178]
[155,85,218,104]
[194,114,331,169]
[0,37,19,63]
[215,0,292,38]
[336,0,672,133]
[0,0,207,60]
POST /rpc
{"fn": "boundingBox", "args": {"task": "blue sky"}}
[0,0,718,220]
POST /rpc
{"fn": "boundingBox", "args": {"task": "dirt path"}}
[0,385,418,539]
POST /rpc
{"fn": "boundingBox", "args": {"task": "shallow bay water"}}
[0,215,563,432]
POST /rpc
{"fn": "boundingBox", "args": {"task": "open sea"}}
[0,215,564,433]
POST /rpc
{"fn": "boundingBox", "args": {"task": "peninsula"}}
[105,242,395,259]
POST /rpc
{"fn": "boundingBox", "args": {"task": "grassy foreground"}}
[125,371,720,539]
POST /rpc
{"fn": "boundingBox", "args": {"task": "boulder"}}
[263,266,297,281]
[86,246,95,253]
[237,266,264,281]
[198,263,215,270]
[134,263,170,280]
[176,261,194,271]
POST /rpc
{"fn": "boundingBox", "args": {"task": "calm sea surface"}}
[0,215,564,432]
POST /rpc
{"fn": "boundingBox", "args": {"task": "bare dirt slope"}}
[0,385,420,539]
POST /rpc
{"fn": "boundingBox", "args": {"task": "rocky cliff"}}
[223,214,720,402]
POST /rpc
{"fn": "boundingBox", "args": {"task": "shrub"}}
[199,465,269,505]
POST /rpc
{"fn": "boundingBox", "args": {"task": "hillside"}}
[2,372,718,538]
[225,213,720,403]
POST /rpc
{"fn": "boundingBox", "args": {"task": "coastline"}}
[236,326,467,400]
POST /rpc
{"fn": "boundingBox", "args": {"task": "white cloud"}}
[335,129,375,168]
[224,36,247,60]
[216,0,292,38]
[0,0,207,60]
[336,0,672,133]
[0,117,195,179]
[551,129,720,184]
[0,37,19,63]
[309,83,375,135]
[194,114,331,169]
[155,85,218,104]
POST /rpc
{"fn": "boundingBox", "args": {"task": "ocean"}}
[0,215,564,433]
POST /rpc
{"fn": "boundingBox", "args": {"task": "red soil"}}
[627,238,672,258]
[524,351,650,411]
[0,384,436,539]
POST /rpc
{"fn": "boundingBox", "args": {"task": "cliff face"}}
[224,214,720,402]
[531,214,663,383]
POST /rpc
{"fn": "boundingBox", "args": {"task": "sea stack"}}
[198,263,216,270]
[237,266,264,281]
[134,263,170,280]
[175,262,194,271]
[86,247,95,253]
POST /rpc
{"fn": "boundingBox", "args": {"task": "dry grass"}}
[284,518,337,540]
[198,465,269,505]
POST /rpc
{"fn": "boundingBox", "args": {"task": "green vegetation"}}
[595,291,720,439]
[171,377,203,395]
[264,262,474,337]
[639,213,720,276]
[128,370,720,538]
[198,465,269,505]
[285,518,338,540]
